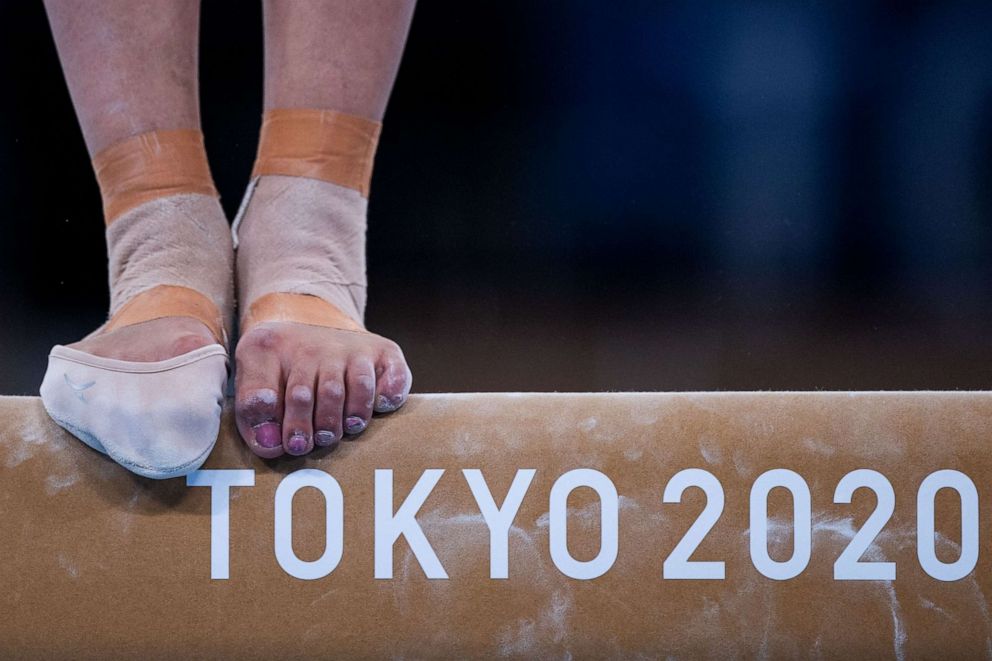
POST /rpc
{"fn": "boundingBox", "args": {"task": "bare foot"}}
[234,321,412,458]
[233,175,413,459]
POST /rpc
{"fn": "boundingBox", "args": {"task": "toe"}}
[234,386,284,459]
[374,340,413,414]
[234,330,285,459]
[314,366,346,447]
[344,356,375,436]
[282,370,317,456]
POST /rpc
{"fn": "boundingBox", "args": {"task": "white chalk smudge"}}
[452,430,486,459]
[744,513,892,563]
[631,411,659,426]
[44,472,79,495]
[698,437,722,465]
[57,553,79,579]
[431,511,545,564]
[801,437,836,457]
[736,516,992,658]
[390,505,573,654]
[623,447,643,461]
[741,514,907,657]
[497,590,572,656]
[535,495,639,529]
[117,491,141,535]
[925,532,992,647]
[732,448,752,477]
[757,599,774,661]
[402,509,550,587]
[578,417,598,432]
[883,582,907,661]
[309,588,339,609]
[2,407,61,468]
[919,597,954,620]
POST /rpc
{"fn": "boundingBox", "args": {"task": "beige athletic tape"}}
[234,108,376,329]
[92,129,218,224]
[252,108,381,197]
[2,392,991,657]
[104,284,226,346]
[234,174,368,326]
[241,292,364,334]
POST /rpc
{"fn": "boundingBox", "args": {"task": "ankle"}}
[234,107,381,326]
[235,175,367,324]
[92,130,234,343]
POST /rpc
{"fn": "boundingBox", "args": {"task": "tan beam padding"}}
[1,392,991,658]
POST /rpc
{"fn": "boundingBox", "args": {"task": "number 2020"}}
[662,468,979,582]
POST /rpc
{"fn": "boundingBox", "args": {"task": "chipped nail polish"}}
[253,421,282,448]
[345,416,366,434]
[315,430,338,447]
[375,394,402,413]
[288,432,309,454]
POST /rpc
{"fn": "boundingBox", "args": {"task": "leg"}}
[44,0,202,156]
[262,0,416,120]
[40,1,233,478]
[45,0,229,360]
[234,0,415,458]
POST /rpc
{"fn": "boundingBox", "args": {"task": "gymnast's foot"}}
[39,129,234,480]
[233,174,412,459]
[235,320,412,458]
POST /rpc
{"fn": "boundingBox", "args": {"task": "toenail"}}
[288,432,309,454]
[315,430,338,447]
[375,394,403,413]
[345,416,367,434]
[253,421,282,448]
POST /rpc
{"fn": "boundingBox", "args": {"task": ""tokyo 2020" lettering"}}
[187,467,978,583]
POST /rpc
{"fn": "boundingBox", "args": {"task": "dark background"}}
[2,1,992,394]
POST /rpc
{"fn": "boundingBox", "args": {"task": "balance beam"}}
[1,392,990,658]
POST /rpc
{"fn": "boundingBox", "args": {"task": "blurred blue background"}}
[2,0,991,393]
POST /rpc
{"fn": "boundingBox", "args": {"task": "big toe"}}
[234,331,286,459]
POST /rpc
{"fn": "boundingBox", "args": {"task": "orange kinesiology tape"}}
[92,129,218,224]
